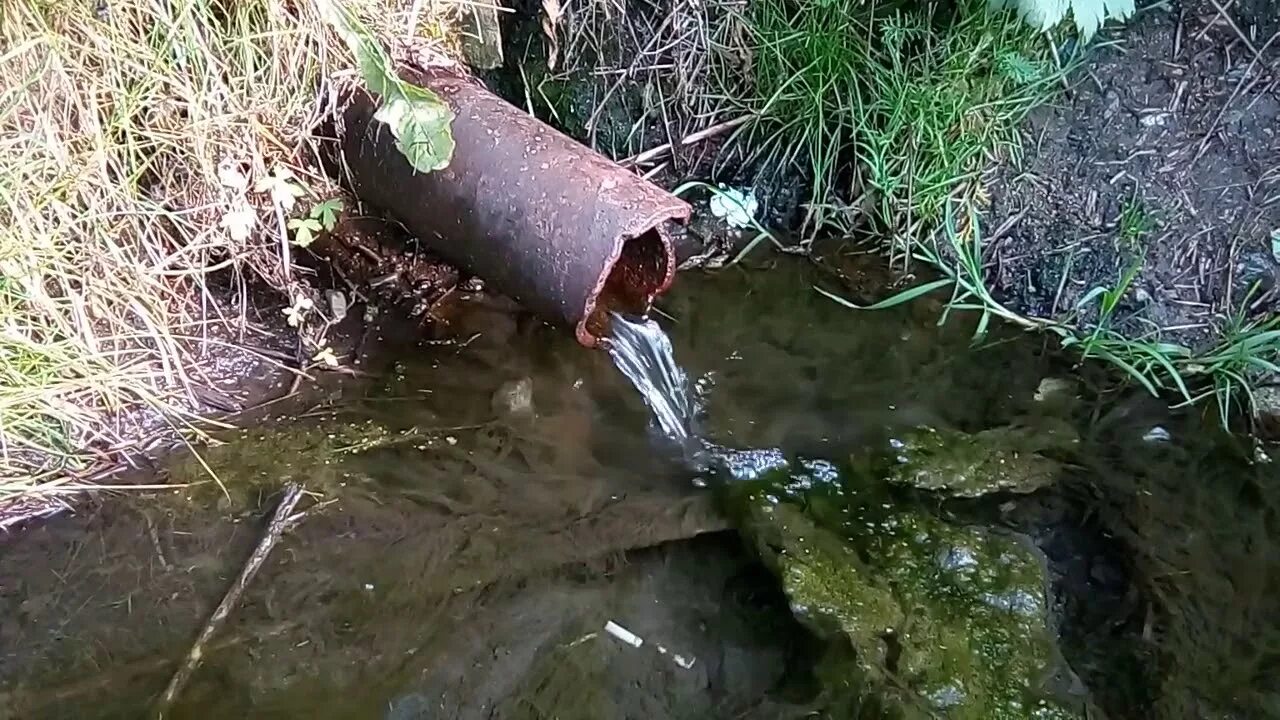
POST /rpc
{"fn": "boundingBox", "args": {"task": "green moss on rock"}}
[166,419,433,507]
[884,421,1077,497]
[738,480,1082,719]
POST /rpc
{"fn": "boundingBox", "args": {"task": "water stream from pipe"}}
[603,312,698,449]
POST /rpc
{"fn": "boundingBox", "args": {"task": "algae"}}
[884,421,1077,497]
[165,419,437,507]
[728,456,1083,719]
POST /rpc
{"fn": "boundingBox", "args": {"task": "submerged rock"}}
[884,421,1077,497]
[166,419,433,505]
[742,497,1082,719]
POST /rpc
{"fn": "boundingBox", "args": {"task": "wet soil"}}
[987,2,1280,349]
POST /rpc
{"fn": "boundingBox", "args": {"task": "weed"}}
[724,0,1059,249]
[0,0,453,504]
[1185,287,1280,424]
[289,198,346,248]
[818,210,1278,427]
[1116,195,1149,253]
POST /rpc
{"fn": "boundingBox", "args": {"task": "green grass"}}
[717,0,1275,426]
[726,0,1060,248]
[817,211,1280,428]
[1116,195,1150,252]
[0,0,448,504]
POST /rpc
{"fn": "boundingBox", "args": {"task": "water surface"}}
[0,256,1275,719]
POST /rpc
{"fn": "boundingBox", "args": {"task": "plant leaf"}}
[317,0,455,173]
[288,217,322,248]
[311,198,344,231]
[373,88,455,173]
[815,278,953,310]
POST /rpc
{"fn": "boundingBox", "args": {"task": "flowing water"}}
[603,312,697,450]
[1,257,1278,719]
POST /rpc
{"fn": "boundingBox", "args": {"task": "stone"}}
[884,422,1077,497]
[744,499,1083,719]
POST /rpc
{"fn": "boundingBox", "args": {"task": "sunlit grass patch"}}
[724,0,1059,245]
[0,0,450,502]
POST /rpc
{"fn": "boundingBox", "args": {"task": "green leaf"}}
[288,217,322,248]
[317,0,455,173]
[373,88,455,173]
[311,198,344,231]
[815,278,953,310]
[1270,228,1280,263]
[1075,286,1107,309]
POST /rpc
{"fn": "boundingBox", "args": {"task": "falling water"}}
[604,312,697,447]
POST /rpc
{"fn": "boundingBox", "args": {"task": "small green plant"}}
[1117,196,1149,252]
[1185,286,1280,423]
[288,198,345,247]
[991,0,1135,40]
[727,0,1060,249]
[816,210,1278,427]
[317,0,455,172]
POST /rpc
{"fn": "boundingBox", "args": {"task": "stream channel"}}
[1,257,1277,719]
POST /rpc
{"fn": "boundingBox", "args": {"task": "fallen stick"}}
[622,115,753,168]
[2,622,299,714]
[152,483,305,719]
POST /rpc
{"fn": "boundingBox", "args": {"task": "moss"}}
[166,419,434,507]
[735,465,1082,719]
[883,421,1077,497]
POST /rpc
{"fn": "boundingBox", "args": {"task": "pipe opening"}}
[580,228,673,346]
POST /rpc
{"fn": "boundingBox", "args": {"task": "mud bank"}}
[988,4,1279,351]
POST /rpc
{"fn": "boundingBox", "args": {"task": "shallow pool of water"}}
[0,256,1276,719]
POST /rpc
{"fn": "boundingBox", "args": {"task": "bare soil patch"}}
[987,2,1280,349]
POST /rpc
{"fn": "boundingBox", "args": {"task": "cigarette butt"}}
[604,620,643,648]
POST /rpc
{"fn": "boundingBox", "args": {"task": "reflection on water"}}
[0,257,1275,719]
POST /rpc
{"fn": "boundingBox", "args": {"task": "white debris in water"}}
[1142,426,1172,443]
[708,186,758,229]
[604,620,643,648]
[656,644,697,670]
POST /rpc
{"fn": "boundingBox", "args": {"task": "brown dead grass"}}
[0,0,454,505]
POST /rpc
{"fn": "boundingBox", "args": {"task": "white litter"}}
[657,644,697,670]
[600,621,697,671]
[604,620,643,648]
[708,186,758,229]
[1142,426,1171,443]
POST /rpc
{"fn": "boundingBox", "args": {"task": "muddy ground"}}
[988,2,1280,349]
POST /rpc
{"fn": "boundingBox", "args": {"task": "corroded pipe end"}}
[330,65,691,350]
[577,217,683,348]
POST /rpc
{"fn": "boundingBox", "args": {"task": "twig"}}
[1207,0,1262,63]
[621,115,753,167]
[152,483,305,718]
[1193,30,1279,159]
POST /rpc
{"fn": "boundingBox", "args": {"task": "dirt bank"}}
[987,3,1279,350]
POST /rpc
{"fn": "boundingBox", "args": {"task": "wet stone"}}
[491,377,535,420]
[884,422,1077,497]
[745,501,1083,719]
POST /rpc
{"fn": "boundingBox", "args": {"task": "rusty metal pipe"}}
[333,67,691,347]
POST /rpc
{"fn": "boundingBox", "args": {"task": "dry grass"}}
[0,0,454,505]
